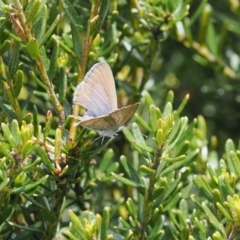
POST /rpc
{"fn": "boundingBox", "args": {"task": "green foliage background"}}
[0,0,240,239]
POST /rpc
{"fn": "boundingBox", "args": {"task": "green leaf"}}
[163,192,181,211]
[21,158,41,172]
[218,175,234,201]
[175,93,189,116]
[99,149,114,172]
[71,23,83,61]
[0,177,10,191]
[54,128,62,167]
[131,140,154,153]
[164,117,188,156]
[9,41,20,78]
[216,202,232,221]
[44,110,52,141]
[126,198,138,220]
[25,0,41,24]
[13,70,24,97]
[33,5,48,41]
[135,113,152,132]
[10,119,21,146]
[162,174,181,201]
[62,0,84,32]
[58,67,67,105]
[68,210,87,240]
[120,155,141,184]
[0,39,11,55]
[161,149,198,176]
[1,122,17,149]
[229,151,240,178]
[0,205,13,225]
[93,0,109,38]
[166,90,174,104]
[40,15,60,46]
[201,202,226,236]
[35,145,55,172]
[192,217,208,239]
[189,0,208,26]
[101,207,110,240]
[144,92,155,106]
[29,70,48,90]
[33,105,39,138]
[194,175,213,201]
[20,139,35,157]
[149,104,159,133]
[198,4,212,45]
[111,172,144,190]
[39,46,50,70]
[11,175,49,194]
[163,102,173,118]
[48,39,59,80]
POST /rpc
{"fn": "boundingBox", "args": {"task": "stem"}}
[44,181,67,240]
[35,58,65,128]
[140,150,162,239]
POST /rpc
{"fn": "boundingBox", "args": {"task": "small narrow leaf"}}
[101,207,110,240]
[44,110,52,140]
[11,175,49,194]
[93,0,109,38]
[62,0,84,32]
[0,178,10,191]
[99,149,114,172]
[163,102,173,118]
[58,67,67,104]
[120,156,141,184]
[40,15,60,46]
[111,172,142,188]
[175,94,189,116]
[33,105,39,138]
[35,145,54,172]
[9,41,20,77]
[10,119,21,146]
[166,90,174,104]
[149,104,159,133]
[161,149,198,176]
[135,113,152,132]
[0,39,11,55]
[33,5,47,41]
[1,122,17,149]
[13,70,24,97]
[71,23,83,61]
[25,0,41,24]
[229,151,240,178]
[48,39,59,80]
[126,198,138,220]
[201,202,226,236]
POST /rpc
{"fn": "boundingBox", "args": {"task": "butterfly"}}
[73,62,140,141]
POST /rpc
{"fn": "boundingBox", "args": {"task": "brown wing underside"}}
[79,103,140,131]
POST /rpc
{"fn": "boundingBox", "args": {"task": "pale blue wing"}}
[73,62,118,117]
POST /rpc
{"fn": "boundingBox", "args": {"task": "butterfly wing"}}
[109,103,140,127]
[78,103,140,131]
[73,62,118,117]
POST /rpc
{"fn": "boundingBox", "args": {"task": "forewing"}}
[73,62,117,117]
[110,103,140,126]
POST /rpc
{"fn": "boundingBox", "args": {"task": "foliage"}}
[0,0,240,240]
